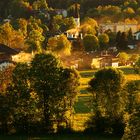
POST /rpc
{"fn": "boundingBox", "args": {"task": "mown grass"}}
[117,66,137,75]
[74,96,92,113]
[74,66,140,114]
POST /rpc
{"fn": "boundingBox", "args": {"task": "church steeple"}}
[74,3,80,28]
[74,3,79,18]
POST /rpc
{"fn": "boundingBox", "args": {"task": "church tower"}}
[74,3,80,28]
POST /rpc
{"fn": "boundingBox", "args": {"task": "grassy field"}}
[72,66,140,131]
[76,66,140,113]
[0,134,121,140]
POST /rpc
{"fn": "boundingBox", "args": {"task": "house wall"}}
[0,62,13,70]
[91,58,100,68]
[112,62,119,67]
[99,23,138,33]
[134,32,140,40]
[74,18,80,28]
[128,44,136,49]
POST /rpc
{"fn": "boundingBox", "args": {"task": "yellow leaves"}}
[0,22,25,49]
[47,34,72,56]
[123,7,135,15]
[124,18,138,24]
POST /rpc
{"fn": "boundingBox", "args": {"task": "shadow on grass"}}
[117,67,136,75]
[0,133,121,140]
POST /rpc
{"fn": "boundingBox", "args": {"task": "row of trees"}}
[0,53,80,134]
[0,18,74,55]
[0,53,139,138]
[2,0,140,26]
[82,27,136,52]
[83,33,109,51]
[46,0,140,22]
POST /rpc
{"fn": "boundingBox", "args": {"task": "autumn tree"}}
[123,7,135,18]
[80,17,98,36]
[51,15,76,33]
[129,54,139,65]
[47,34,72,56]
[0,22,25,49]
[119,52,129,66]
[26,17,45,53]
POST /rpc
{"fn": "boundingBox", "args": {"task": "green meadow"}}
[72,66,140,131]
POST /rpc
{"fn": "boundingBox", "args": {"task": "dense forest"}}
[1,0,140,22]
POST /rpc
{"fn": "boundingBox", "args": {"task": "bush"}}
[122,109,140,140]
[85,111,125,136]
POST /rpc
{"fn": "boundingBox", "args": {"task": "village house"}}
[91,51,119,69]
[99,23,138,33]
[65,3,82,40]
[127,31,140,50]
[134,31,140,40]
[0,44,19,70]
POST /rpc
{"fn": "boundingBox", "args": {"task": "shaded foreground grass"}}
[0,133,121,140]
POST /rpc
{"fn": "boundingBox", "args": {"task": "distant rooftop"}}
[0,44,19,55]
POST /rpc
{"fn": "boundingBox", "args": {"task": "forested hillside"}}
[1,0,140,22]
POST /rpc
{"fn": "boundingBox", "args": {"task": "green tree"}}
[124,81,140,114]
[127,28,133,41]
[0,66,14,134]
[98,33,109,50]
[122,109,140,140]
[7,63,39,134]
[116,32,128,50]
[89,68,125,117]
[10,0,31,18]
[26,29,45,53]
[51,15,76,33]
[88,68,125,135]
[83,34,99,52]
[105,30,116,45]
[30,53,80,131]
[26,17,45,53]
[134,56,140,74]
[32,0,48,10]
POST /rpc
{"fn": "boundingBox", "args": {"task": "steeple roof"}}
[74,3,79,18]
